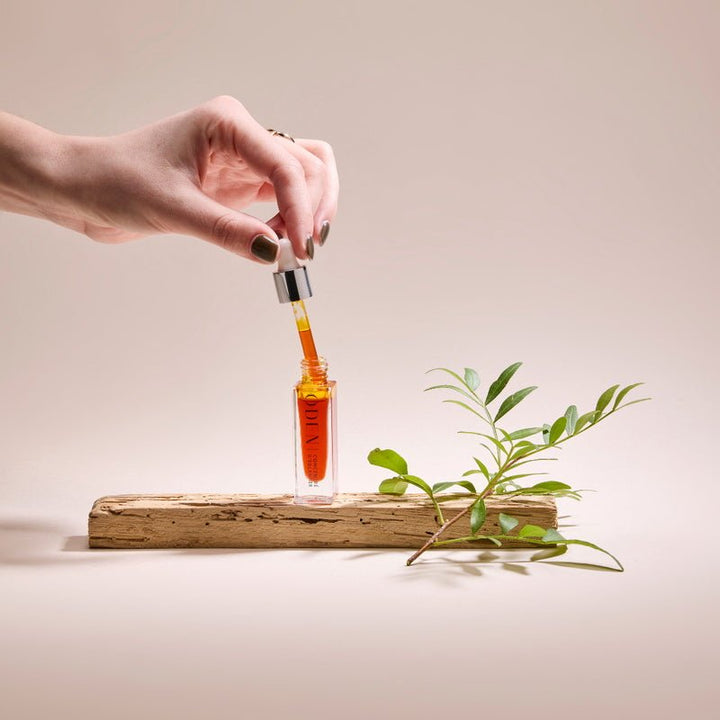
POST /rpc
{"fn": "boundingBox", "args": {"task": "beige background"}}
[1,1,718,717]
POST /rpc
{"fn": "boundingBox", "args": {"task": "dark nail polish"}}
[319,221,330,246]
[250,234,279,263]
[305,234,315,260]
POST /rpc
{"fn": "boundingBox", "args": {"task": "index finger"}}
[198,96,315,260]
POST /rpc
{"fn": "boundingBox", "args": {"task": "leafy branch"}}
[367,362,649,570]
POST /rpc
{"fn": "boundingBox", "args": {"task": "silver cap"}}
[273,266,312,303]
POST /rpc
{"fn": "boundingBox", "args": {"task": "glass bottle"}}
[293,356,337,504]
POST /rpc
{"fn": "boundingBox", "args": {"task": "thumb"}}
[171,189,280,264]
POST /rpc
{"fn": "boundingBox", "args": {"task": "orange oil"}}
[292,300,329,480]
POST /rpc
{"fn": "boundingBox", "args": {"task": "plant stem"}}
[406,440,531,565]
[407,395,638,566]
[431,496,445,525]
[435,533,540,546]
[406,503,474,566]
[468,387,502,466]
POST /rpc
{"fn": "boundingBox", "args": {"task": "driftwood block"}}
[88,493,557,549]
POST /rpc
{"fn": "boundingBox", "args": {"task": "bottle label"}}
[298,391,329,482]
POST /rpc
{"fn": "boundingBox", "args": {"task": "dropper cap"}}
[273,238,312,303]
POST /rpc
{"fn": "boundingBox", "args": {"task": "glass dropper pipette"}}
[291,299,319,361]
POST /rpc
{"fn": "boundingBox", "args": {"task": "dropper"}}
[272,238,320,361]
[292,300,318,361]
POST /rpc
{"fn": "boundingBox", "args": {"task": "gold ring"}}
[267,128,295,143]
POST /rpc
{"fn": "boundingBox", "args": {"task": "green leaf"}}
[470,498,487,535]
[551,491,582,500]
[480,443,502,458]
[432,481,454,493]
[554,539,624,571]
[378,477,408,495]
[432,480,476,494]
[612,382,644,410]
[464,368,480,391]
[574,410,600,433]
[616,398,652,410]
[460,535,502,546]
[542,528,565,543]
[507,427,543,441]
[509,487,580,499]
[549,416,567,444]
[442,399,486,421]
[498,513,519,534]
[425,384,479,403]
[368,448,408,475]
[485,362,523,404]
[525,481,571,493]
[513,535,623,570]
[494,386,538,422]
[458,433,508,459]
[595,384,620,415]
[498,472,549,484]
[518,524,546,538]
[564,405,578,435]
[474,433,510,457]
[472,457,490,480]
[510,444,538,461]
[459,432,510,459]
[427,367,478,395]
[402,475,434,497]
[531,545,568,561]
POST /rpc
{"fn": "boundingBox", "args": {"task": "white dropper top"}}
[276,237,301,272]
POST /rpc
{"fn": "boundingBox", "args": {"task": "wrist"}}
[0,111,73,220]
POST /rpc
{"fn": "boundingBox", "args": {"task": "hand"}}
[0,97,339,263]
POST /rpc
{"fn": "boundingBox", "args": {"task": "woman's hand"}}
[0,96,338,263]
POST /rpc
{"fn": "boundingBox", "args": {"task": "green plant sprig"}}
[367,362,649,570]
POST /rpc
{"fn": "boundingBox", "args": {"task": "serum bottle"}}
[293,354,337,503]
[273,240,338,505]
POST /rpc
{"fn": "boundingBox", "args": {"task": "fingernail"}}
[250,234,279,263]
[319,221,330,246]
[305,234,315,260]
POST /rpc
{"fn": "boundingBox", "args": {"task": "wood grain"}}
[88,493,557,549]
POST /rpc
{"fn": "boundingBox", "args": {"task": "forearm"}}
[0,111,73,220]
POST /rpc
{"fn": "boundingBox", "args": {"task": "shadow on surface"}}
[345,545,620,584]
[1,517,285,566]
[1,516,619,574]
[63,535,89,551]
[0,517,97,566]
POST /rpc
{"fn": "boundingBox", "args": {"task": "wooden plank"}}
[88,493,557,549]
